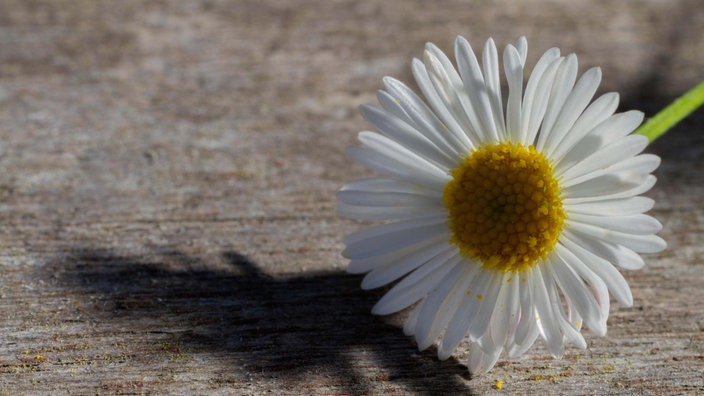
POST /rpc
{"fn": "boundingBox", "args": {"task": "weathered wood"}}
[0,0,702,394]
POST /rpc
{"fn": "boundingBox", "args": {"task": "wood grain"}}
[0,0,702,394]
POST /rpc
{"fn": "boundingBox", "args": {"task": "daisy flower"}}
[337,36,666,374]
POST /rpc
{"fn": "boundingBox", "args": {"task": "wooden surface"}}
[0,0,703,394]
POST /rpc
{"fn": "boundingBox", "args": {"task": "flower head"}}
[337,36,666,374]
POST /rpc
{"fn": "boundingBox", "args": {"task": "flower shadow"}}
[57,249,474,394]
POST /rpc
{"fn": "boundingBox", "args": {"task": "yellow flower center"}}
[443,142,565,273]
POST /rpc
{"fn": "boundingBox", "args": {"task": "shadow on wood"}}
[55,249,475,394]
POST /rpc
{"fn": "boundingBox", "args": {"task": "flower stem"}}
[635,80,704,142]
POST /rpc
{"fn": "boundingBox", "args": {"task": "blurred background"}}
[0,0,702,394]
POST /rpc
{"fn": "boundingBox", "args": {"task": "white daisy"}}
[337,36,666,374]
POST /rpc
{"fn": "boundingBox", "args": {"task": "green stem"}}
[635,79,704,142]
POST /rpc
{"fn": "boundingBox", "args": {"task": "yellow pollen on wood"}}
[443,142,565,273]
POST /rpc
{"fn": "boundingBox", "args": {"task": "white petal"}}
[563,229,645,270]
[567,221,667,253]
[559,154,659,196]
[437,269,493,360]
[550,92,620,163]
[503,44,524,143]
[565,228,648,270]
[343,214,448,259]
[608,153,661,174]
[547,283,587,348]
[524,57,564,145]
[561,153,660,189]
[506,276,542,355]
[563,174,656,203]
[455,36,499,141]
[567,300,584,332]
[358,107,457,170]
[411,58,474,150]
[559,236,633,306]
[589,110,645,142]
[361,241,452,289]
[382,77,467,160]
[513,274,537,347]
[336,201,443,220]
[514,36,528,65]
[593,280,610,336]
[424,44,486,145]
[348,134,450,189]
[340,177,442,199]
[550,252,603,334]
[372,252,460,315]
[521,48,561,144]
[568,213,662,235]
[532,265,565,358]
[537,54,578,152]
[543,67,602,158]
[337,189,440,209]
[347,234,448,274]
[468,271,504,341]
[377,89,415,126]
[403,299,424,336]
[507,282,541,357]
[482,38,506,138]
[507,321,539,358]
[558,134,649,181]
[558,250,611,336]
[467,341,502,374]
[489,272,519,350]
[565,196,655,216]
[555,110,644,172]
[415,263,480,350]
